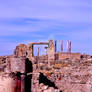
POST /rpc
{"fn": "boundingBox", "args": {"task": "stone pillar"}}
[61,40,63,52]
[28,43,33,58]
[37,46,39,56]
[44,47,48,55]
[48,40,55,65]
[67,40,71,53]
[67,40,69,53]
[55,40,57,53]
[69,40,71,53]
[21,75,25,92]
[37,46,40,70]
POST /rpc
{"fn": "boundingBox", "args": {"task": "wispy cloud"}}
[0,0,92,22]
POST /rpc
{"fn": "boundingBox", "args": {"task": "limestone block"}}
[10,57,25,73]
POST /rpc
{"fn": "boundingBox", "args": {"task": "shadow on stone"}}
[25,58,33,92]
[39,73,58,89]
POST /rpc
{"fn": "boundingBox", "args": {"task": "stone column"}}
[61,40,63,52]
[69,40,71,53]
[44,47,48,55]
[28,43,33,58]
[48,40,55,65]
[21,75,25,92]
[55,40,57,53]
[67,40,69,53]
[67,40,71,53]
[37,46,40,70]
[37,46,39,56]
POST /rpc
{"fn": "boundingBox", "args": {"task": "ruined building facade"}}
[1,39,92,92]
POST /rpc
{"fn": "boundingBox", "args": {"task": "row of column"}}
[55,40,71,53]
[37,40,71,56]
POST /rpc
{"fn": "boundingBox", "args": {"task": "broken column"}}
[48,40,55,65]
[61,40,63,52]
[55,40,57,53]
[67,40,71,53]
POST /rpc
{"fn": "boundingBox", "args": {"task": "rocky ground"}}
[0,73,14,92]
[40,55,92,92]
[0,54,92,92]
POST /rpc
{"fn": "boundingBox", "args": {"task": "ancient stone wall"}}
[14,44,27,57]
[10,57,25,73]
[56,52,81,60]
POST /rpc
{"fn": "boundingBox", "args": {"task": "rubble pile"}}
[39,83,61,92]
[43,57,92,92]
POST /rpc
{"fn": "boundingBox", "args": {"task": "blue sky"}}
[0,0,92,55]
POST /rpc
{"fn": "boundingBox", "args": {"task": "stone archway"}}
[28,40,55,64]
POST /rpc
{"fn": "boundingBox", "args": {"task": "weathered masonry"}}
[0,39,82,92]
[27,40,55,62]
[14,39,81,62]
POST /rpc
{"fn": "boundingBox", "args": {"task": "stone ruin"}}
[0,39,92,92]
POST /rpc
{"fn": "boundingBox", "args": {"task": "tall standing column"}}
[44,47,48,55]
[55,40,57,53]
[28,43,33,58]
[37,46,39,56]
[69,40,71,53]
[67,40,69,53]
[61,40,63,52]
[67,40,71,53]
[48,40,55,65]
[37,46,39,70]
